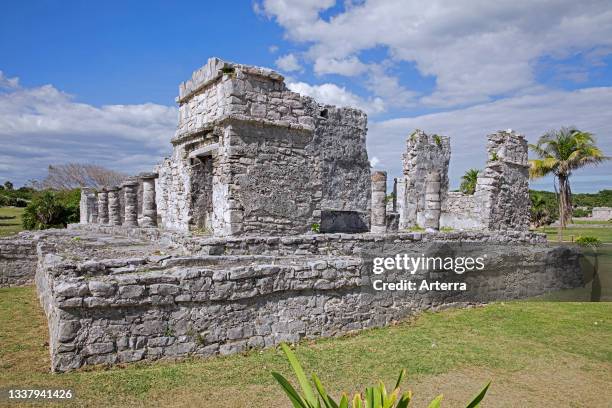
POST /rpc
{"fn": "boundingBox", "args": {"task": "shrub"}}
[311,223,321,233]
[272,343,490,408]
[22,189,80,230]
[576,235,602,249]
[572,208,591,218]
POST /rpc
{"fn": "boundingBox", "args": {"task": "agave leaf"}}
[395,392,412,408]
[272,372,310,408]
[394,369,407,391]
[427,395,443,408]
[465,382,491,408]
[313,373,339,408]
[339,394,349,408]
[373,386,382,408]
[281,343,318,407]
[382,390,398,408]
[353,394,363,408]
[380,381,387,400]
[365,387,374,408]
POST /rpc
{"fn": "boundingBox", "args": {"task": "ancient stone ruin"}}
[0,58,583,372]
[394,129,531,232]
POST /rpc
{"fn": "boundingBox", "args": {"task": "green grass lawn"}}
[0,287,610,407]
[541,225,612,243]
[572,219,612,225]
[0,206,25,237]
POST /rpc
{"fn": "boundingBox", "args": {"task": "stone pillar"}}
[107,186,122,226]
[97,188,109,224]
[423,171,441,231]
[79,188,97,224]
[122,178,139,227]
[86,188,98,223]
[370,170,387,233]
[140,172,158,227]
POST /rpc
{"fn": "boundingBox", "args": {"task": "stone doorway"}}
[190,155,214,232]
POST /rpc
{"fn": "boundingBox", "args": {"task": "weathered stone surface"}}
[0,233,38,287]
[107,187,122,226]
[423,171,441,231]
[122,178,139,227]
[140,173,158,227]
[80,188,98,224]
[398,130,450,229]
[97,189,109,225]
[370,171,387,233]
[33,225,583,373]
[156,57,370,236]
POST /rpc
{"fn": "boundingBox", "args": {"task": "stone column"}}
[140,172,158,227]
[122,178,139,227]
[79,188,91,224]
[97,188,109,224]
[86,188,98,223]
[423,171,441,231]
[107,186,122,226]
[370,170,387,233]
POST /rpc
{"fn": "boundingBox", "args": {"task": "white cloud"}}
[288,81,384,114]
[259,0,612,107]
[275,53,302,72]
[313,56,367,76]
[370,156,380,168]
[368,87,612,192]
[0,71,19,90]
[0,82,176,186]
[268,45,279,53]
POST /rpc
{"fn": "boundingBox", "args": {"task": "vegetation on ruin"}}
[529,127,608,233]
[459,169,479,195]
[1,286,610,407]
[432,134,443,147]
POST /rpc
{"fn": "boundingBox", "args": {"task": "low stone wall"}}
[0,232,38,287]
[440,192,482,229]
[591,207,612,221]
[38,225,582,372]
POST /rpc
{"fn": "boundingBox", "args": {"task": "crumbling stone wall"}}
[398,129,530,231]
[440,192,480,229]
[0,233,38,287]
[156,57,370,236]
[439,130,530,231]
[397,130,450,229]
[225,121,320,235]
[36,227,582,372]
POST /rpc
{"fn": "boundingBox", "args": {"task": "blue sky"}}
[1,0,611,192]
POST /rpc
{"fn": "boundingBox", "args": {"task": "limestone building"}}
[156,58,371,236]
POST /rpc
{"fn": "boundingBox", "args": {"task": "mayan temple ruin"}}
[0,58,583,372]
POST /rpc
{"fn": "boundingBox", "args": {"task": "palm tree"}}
[529,192,552,228]
[529,127,607,237]
[460,168,480,195]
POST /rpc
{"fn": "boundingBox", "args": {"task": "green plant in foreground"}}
[311,223,321,233]
[272,343,490,408]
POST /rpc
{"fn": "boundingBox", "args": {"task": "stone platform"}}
[15,224,581,372]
